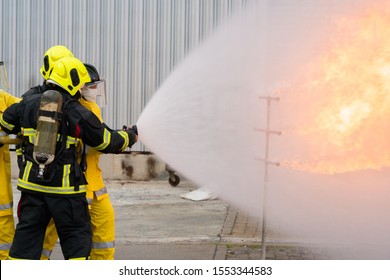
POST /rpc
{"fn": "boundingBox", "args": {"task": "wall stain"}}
[121,160,133,178]
[120,153,163,180]
[147,157,157,179]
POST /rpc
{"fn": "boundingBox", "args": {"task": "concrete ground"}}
[11,178,334,260]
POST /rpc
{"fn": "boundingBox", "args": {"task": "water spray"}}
[137,0,390,259]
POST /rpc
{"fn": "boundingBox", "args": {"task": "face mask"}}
[81,80,107,107]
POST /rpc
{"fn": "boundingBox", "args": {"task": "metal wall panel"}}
[0,0,249,151]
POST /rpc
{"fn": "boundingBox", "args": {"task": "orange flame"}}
[281,5,390,174]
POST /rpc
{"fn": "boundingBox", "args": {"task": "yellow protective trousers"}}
[0,90,20,259]
[88,189,115,260]
[42,188,115,260]
[0,145,15,260]
[0,215,15,260]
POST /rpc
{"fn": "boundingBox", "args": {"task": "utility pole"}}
[256,95,281,260]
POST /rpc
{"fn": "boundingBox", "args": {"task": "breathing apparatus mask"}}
[81,80,107,107]
[0,61,10,91]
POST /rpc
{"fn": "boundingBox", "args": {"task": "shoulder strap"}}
[48,98,83,191]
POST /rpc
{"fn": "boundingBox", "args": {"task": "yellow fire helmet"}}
[47,56,91,96]
[40,45,74,80]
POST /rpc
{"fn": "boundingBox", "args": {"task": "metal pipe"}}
[256,95,280,260]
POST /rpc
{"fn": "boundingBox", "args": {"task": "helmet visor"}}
[0,61,10,91]
[81,80,107,107]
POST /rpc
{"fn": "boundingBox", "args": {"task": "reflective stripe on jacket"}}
[0,86,135,196]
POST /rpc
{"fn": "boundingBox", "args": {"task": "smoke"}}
[137,0,390,259]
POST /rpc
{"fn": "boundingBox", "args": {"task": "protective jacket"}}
[41,98,117,260]
[0,86,136,197]
[80,98,105,193]
[0,90,21,259]
[80,98,115,259]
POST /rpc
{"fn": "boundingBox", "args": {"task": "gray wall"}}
[0,0,249,151]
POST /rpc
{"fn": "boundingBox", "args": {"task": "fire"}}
[281,5,390,174]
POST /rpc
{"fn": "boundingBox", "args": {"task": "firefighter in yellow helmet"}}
[42,64,118,260]
[22,45,74,99]
[37,46,122,260]
[0,61,21,260]
[0,56,138,259]
[18,45,75,259]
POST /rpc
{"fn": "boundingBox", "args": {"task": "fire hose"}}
[0,132,22,145]
[0,136,22,145]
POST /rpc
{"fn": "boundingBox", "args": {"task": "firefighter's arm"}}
[0,102,21,134]
[79,109,137,153]
[103,122,138,143]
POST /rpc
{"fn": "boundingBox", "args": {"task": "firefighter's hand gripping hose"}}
[123,124,138,147]
[130,124,138,136]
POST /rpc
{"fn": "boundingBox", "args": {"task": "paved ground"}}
[10,178,334,260]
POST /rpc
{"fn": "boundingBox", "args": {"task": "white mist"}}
[137,0,390,259]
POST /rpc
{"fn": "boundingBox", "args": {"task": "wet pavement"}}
[10,178,335,260]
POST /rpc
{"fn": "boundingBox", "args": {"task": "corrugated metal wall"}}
[0,0,250,151]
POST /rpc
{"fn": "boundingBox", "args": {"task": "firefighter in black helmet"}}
[0,56,138,260]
